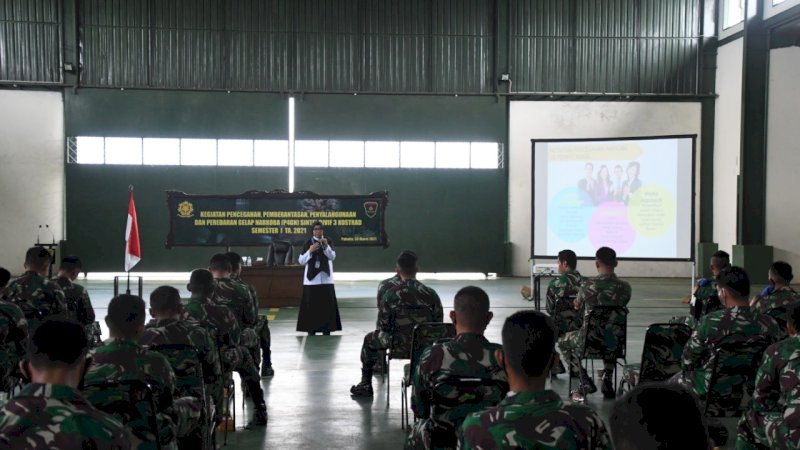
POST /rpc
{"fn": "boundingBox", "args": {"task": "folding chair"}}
[383,304,437,408]
[568,305,628,400]
[83,379,162,450]
[400,322,455,429]
[702,336,771,418]
[618,323,691,395]
[552,294,580,336]
[429,377,509,449]
[148,343,210,449]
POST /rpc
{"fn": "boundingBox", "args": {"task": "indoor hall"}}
[2,0,800,448]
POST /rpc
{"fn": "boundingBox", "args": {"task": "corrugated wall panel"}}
[432,0,494,93]
[511,0,700,94]
[0,0,61,83]
[362,0,430,92]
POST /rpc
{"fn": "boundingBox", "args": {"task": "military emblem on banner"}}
[177,201,194,218]
[363,201,378,218]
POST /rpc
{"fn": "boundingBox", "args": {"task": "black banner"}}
[165,190,389,248]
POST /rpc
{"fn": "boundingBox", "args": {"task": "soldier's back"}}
[583,273,631,308]
[460,389,611,449]
[698,306,780,347]
[52,276,95,326]
[185,297,240,346]
[7,272,66,326]
[385,280,442,318]
[0,383,129,450]
[213,277,255,328]
[754,286,800,315]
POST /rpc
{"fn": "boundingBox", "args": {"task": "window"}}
[722,0,744,29]
[329,141,365,168]
[104,138,142,165]
[295,140,328,167]
[400,141,435,168]
[180,139,217,166]
[254,140,289,167]
[435,142,470,169]
[218,139,254,166]
[470,143,500,169]
[75,137,104,164]
[364,141,400,168]
[143,138,180,165]
[69,136,501,170]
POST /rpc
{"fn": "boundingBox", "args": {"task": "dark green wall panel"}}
[65,165,506,273]
[295,94,507,142]
[65,89,288,138]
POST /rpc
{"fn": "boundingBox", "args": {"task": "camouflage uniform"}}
[558,273,631,372]
[0,299,27,391]
[377,275,402,308]
[736,335,800,449]
[0,383,130,449]
[406,333,506,450]
[458,390,612,450]
[6,271,67,331]
[52,276,96,342]
[234,275,272,371]
[674,306,780,407]
[751,285,800,315]
[140,317,222,425]
[545,270,583,336]
[361,279,443,372]
[84,338,201,450]
[214,277,261,369]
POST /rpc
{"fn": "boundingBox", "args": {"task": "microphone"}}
[45,224,55,244]
[37,225,42,245]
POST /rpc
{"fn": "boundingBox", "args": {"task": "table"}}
[240,265,304,308]
[530,261,558,311]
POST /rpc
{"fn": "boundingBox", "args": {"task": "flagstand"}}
[114,274,143,298]
[118,185,143,297]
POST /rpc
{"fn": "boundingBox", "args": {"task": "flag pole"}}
[127,185,133,294]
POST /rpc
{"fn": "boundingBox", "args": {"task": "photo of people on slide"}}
[533,137,693,259]
[578,161,641,206]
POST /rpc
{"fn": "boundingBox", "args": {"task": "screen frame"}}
[530,134,697,262]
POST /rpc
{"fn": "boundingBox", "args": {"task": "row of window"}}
[723,0,789,30]
[68,137,502,169]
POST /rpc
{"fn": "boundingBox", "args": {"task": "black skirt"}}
[296,284,342,332]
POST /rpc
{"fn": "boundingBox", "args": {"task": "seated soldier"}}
[688,250,730,322]
[185,268,267,426]
[674,266,780,406]
[545,249,583,376]
[0,267,28,392]
[736,302,800,449]
[7,246,67,330]
[0,318,129,449]
[750,261,800,316]
[226,251,274,377]
[84,294,201,449]
[140,286,222,448]
[459,311,611,449]
[558,246,631,399]
[52,256,96,344]
[350,251,443,397]
[610,382,711,450]
[406,286,507,449]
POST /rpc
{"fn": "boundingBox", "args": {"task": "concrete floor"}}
[83,276,729,449]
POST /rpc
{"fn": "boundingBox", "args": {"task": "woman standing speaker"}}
[296,220,342,335]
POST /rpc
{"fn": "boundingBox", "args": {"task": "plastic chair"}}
[400,322,455,429]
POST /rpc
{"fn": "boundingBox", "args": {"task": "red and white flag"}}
[125,187,141,271]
